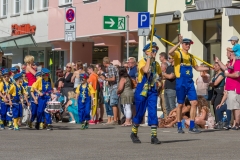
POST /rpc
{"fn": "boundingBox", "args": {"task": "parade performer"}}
[10,67,18,83]
[0,69,13,129]
[29,72,42,128]
[75,73,95,130]
[168,35,209,133]
[130,42,161,144]
[8,73,30,131]
[32,68,54,131]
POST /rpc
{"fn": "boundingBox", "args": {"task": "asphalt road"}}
[0,122,240,160]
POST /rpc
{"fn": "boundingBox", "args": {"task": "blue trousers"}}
[31,102,38,122]
[12,103,22,118]
[133,88,158,126]
[104,102,113,117]
[78,97,91,123]
[37,96,51,125]
[1,102,7,121]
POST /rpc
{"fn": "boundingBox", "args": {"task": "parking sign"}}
[138,12,150,28]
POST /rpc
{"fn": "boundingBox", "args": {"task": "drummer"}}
[8,73,30,131]
[0,69,13,130]
[32,68,54,131]
[29,71,42,129]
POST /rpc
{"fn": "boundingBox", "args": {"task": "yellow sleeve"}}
[21,85,27,95]
[8,85,15,96]
[75,85,80,94]
[32,78,42,91]
[192,57,197,67]
[156,62,161,75]
[0,82,4,93]
[138,59,146,72]
[31,82,36,92]
[88,84,96,94]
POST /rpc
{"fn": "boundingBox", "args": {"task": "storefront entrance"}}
[204,19,222,76]
[46,51,64,82]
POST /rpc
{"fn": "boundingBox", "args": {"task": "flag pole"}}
[150,0,158,51]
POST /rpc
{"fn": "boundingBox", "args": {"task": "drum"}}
[46,101,61,113]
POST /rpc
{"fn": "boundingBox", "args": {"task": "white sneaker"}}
[69,121,76,124]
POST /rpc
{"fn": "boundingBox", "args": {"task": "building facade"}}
[138,0,240,80]
[48,0,138,66]
[0,0,51,68]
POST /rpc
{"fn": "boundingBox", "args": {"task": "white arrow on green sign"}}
[103,16,126,30]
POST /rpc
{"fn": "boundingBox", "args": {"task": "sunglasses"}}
[4,75,9,78]
[168,58,172,60]
[152,49,157,53]
[66,66,71,68]
[183,43,191,46]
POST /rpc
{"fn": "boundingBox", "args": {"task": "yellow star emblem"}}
[18,90,22,96]
[45,84,49,90]
[186,70,190,75]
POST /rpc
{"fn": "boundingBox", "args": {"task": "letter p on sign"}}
[138,12,150,29]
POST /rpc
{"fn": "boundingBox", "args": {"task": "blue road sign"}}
[138,12,150,28]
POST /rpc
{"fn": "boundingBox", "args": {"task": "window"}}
[42,0,48,8]
[15,0,21,14]
[28,0,34,11]
[166,23,180,53]
[65,0,72,3]
[1,0,8,16]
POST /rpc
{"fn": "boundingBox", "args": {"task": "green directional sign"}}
[103,16,126,30]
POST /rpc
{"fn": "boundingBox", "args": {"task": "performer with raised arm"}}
[130,42,161,144]
[168,35,209,134]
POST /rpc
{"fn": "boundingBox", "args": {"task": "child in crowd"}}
[65,91,79,124]
[8,73,30,131]
[100,73,113,124]
[32,68,54,131]
[29,72,42,128]
[227,36,240,69]
[0,69,13,129]
[185,96,215,129]
[76,73,95,130]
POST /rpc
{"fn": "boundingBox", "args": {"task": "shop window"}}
[1,0,8,17]
[123,44,138,62]
[42,0,48,9]
[205,19,222,43]
[15,0,21,14]
[166,23,180,53]
[28,0,34,11]
[92,47,108,64]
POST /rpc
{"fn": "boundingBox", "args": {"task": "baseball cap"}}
[182,38,194,44]
[228,36,239,41]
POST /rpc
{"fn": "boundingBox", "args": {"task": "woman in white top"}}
[71,61,85,89]
[196,64,210,100]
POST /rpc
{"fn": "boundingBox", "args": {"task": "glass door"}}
[47,51,64,82]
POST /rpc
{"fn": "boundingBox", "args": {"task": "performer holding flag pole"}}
[168,35,210,133]
[130,0,161,144]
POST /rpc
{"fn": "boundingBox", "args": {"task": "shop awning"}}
[225,7,240,16]
[150,11,181,25]
[183,9,221,21]
[0,34,37,51]
[195,0,232,10]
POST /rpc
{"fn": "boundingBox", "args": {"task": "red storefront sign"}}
[11,24,36,36]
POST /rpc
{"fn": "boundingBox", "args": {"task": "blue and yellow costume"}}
[29,72,42,128]
[0,69,13,129]
[172,38,201,133]
[32,68,53,130]
[8,73,27,131]
[76,73,95,129]
[131,42,161,144]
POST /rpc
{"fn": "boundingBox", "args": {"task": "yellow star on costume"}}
[18,90,22,96]
[45,84,49,90]
[186,70,190,75]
